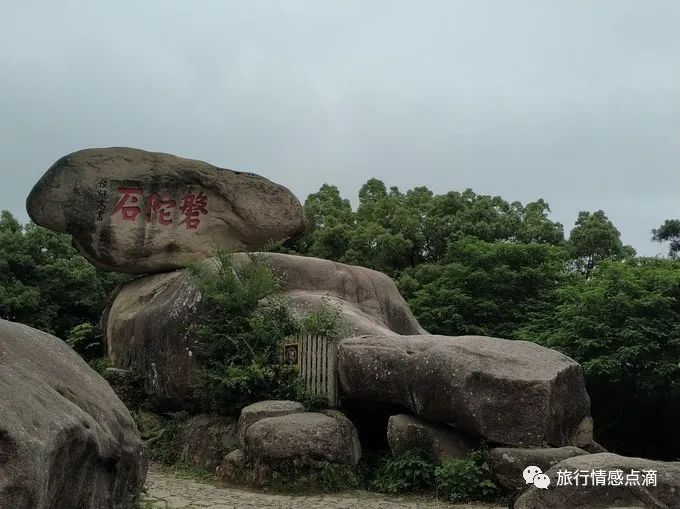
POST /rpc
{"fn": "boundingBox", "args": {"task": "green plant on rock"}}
[300,295,348,341]
[434,450,498,503]
[371,449,435,494]
[196,362,302,415]
[188,250,307,414]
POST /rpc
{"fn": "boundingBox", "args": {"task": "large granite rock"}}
[488,446,589,492]
[237,400,305,447]
[338,334,591,447]
[515,453,680,508]
[27,147,306,274]
[0,319,147,509]
[104,253,425,408]
[387,414,473,464]
[244,411,361,467]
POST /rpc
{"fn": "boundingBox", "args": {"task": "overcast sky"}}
[1,1,678,255]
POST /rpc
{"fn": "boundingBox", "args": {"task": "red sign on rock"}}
[110,187,208,229]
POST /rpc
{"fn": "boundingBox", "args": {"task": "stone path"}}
[142,466,506,509]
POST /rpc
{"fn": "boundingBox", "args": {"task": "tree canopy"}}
[0,211,124,339]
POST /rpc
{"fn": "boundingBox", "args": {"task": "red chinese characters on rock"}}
[110,187,208,229]
[110,187,143,221]
[179,192,208,229]
[146,193,176,225]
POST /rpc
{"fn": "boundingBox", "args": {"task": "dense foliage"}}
[371,448,497,503]
[371,449,435,494]
[434,451,498,503]
[188,250,343,414]
[520,258,680,458]
[0,210,124,343]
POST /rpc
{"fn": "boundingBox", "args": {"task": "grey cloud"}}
[1,0,678,255]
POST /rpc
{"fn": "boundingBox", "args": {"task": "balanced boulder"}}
[387,414,473,464]
[338,334,591,447]
[0,319,147,509]
[27,147,306,274]
[515,453,680,508]
[104,253,425,408]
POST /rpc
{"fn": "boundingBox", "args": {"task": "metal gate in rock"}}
[284,333,339,408]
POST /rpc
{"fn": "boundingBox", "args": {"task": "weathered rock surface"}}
[237,400,305,447]
[338,334,591,447]
[569,416,594,448]
[27,147,306,274]
[488,446,589,492]
[583,441,608,454]
[104,253,425,408]
[387,414,473,464]
[244,412,362,467]
[515,453,680,508]
[217,449,247,484]
[0,319,147,509]
[177,415,238,471]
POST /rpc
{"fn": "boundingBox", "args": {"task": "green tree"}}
[568,210,632,275]
[402,238,569,337]
[294,184,354,259]
[652,219,680,259]
[520,258,680,458]
[0,211,124,339]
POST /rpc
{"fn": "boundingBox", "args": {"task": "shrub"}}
[196,361,302,415]
[66,322,102,361]
[300,295,348,341]
[317,462,360,492]
[262,461,360,493]
[371,449,435,494]
[434,450,497,503]
[188,250,314,414]
[89,356,111,375]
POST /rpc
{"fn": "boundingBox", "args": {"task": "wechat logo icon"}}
[523,466,551,489]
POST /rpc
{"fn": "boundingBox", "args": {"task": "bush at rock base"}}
[369,448,498,502]
[434,450,498,503]
[223,455,361,494]
[371,449,435,494]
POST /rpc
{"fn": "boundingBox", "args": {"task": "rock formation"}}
[244,411,361,467]
[27,147,306,274]
[103,253,425,408]
[220,401,361,486]
[0,319,146,509]
[337,334,591,448]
